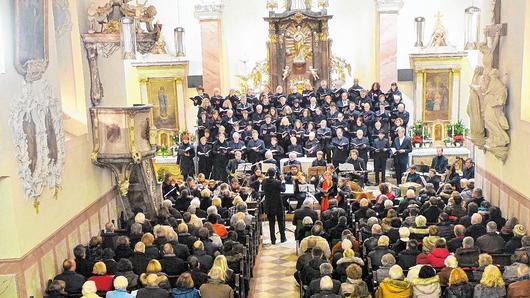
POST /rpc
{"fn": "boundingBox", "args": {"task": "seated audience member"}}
[472,254,493,282]
[171,272,201,298]
[437,255,458,287]
[74,245,93,278]
[335,248,364,280]
[199,266,235,298]
[297,216,315,241]
[476,221,505,254]
[302,247,328,286]
[53,259,86,295]
[443,268,474,298]
[136,273,170,298]
[367,235,395,269]
[105,276,133,298]
[114,236,133,261]
[363,223,383,252]
[87,261,114,292]
[464,213,486,240]
[166,230,190,262]
[410,216,430,240]
[505,224,527,253]
[398,239,420,270]
[339,264,370,298]
[81,281,100,298]
[411,265,441,298]
[296,238,317,283]
[473,265,506,298]
[139,259,170,290]
[177,223,198,249]
[185,257,208,289]
[192,240,213,272]
[455,237,479,268]
[159,243,188,276]
[114,258,138,291]
[392,227,411,253]
[45,280,68,298]
[375,265,413,298]
[142,233,160,260]
[507,264,530,298]
[503,252,529,283]
[375,253,396,283]
[299,225,331,258]
[102,248,118,275]
[422,225,441,253]
[500,217,519,241]
[311,276,341,298]
[129,242,149,275]
[447,225,466,253]
[426,238,450,269]
[308,263,341,297]
[213,255,235,288]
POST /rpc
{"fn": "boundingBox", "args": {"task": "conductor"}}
[262,167,286,244]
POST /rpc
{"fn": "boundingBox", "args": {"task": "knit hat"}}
[399,227,410,241]
[514,224,527,237]
[389,265,404,280]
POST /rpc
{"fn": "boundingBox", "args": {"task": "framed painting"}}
[147,77,179,130]
[15,0,49,80]
[423,70,452,121]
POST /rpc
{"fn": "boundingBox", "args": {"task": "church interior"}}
[1,0,530,297]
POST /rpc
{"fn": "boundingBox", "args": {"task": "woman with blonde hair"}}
[472,253,493,282]
[139,259,170,290]
[336,248,365,280]
[213,255,234,286]
[87,262,113,292]
[141,232,159,259]
[444,268,473,298]
[200,266,234,298]
[473,265,505,298]
[81,281,100,298]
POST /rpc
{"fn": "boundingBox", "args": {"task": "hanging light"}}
[120,17,136,59]
[414,17,425,47]
[464,5,481,50]
[174,27,186,57]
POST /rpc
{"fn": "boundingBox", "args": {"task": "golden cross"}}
[434,11,444,25]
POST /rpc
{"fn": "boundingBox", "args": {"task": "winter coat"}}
[444,283,474,298]
[339,278,371,298]
[376,278,413,298]
[427,248,450,268]
[473,284,506,298]
[412,276,441,298]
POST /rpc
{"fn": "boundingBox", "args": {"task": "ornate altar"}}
[265,3,332,90]
[90,105,160,218]
[82,0,161,106]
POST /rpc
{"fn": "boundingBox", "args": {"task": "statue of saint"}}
[292,26,307,64]
[483,69,510,149]
[467,66,486,147]
[158,86,168,119]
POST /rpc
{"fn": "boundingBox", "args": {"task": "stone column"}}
[195,1,224,95]
[375,0,403,88]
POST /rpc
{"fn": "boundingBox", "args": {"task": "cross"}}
[484,0,507,69]
[434,11,444,25]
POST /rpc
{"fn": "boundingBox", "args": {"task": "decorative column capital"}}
[194,0,224,21]
[375,0,404,13]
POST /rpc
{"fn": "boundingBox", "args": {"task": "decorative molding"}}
[374,0,404,13]
[194,0,224,20]
[52,0,72,38]
[9,79,66,206]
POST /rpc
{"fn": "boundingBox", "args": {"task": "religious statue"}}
[158,86,168,118]
[151,36,167,54]
[87,1,112,33]
[427,12,449,48]
[467,66,486,147]
[282,65,291,81]
[309,66,319,81]
[292,26,308,64]
[483,69,510,151]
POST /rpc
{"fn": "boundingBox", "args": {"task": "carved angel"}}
[309,66,319,81]
[87,1,112,33]
[282,66,290,81]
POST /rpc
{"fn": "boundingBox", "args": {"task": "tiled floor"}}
[250,221,300,298]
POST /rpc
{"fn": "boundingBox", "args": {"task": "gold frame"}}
[14,0,49,76]
[146,77,180,131]
[422,69,453,121]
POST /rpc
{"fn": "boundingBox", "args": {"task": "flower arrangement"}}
[156,146,171,157]
[452,121,466,145]
[411,121,425,145]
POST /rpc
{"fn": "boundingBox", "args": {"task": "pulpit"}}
[90,105,160,218]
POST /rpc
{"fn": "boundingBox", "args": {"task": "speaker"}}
[398,69,414,82]
[187,75,203,88]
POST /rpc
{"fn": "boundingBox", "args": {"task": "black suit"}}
[431,155,449,174]
[159,255,188,275]
[54,270,86,295]
[392,136,412,184]
[262,177,286,243]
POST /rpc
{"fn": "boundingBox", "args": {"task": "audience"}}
[81,281,100,298]
[170,272,201,298]
[443,267,474,298]
[473,265,506,298]
[136,273,169,298]
[87,261,114,292]
[105,276,133,298]
[199,266,234,298]
[53,259,86,295]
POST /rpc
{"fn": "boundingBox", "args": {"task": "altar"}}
[410,147,470,172]
[152,156,181,182]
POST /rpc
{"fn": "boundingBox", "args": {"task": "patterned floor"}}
[249,221,300,298]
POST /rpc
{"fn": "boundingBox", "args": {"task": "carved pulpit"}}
[265,6,332,90]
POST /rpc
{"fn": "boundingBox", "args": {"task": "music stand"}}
[338,163,355,173]
[261,163,276,173]
[282,164,301,174]
[299,184,316,193]
[283,184,295,195]
[308,166,327,178]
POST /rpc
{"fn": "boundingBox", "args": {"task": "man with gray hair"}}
[308,263,341,296]
[476,221,505,254]
[283,151,301,167]
[455,236,480,267]
[294,198,318,226]
[465,213,486,239]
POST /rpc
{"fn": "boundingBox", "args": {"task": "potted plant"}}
[452,121,465,147]
[157,146,170,157]
[443,137,453,147]
[411,121,424,148]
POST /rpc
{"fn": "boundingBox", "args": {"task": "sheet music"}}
[283,184,295,194]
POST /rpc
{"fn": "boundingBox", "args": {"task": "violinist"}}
[284,165,307,209]
[162,173,178,202]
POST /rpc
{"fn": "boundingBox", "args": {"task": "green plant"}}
[443,137,452,144]
[412,121,424,137]
[453,120,465,135]
[157,146,170,157]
